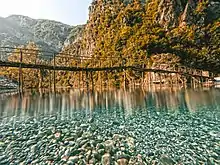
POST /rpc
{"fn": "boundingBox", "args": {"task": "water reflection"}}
[0,86,220,118]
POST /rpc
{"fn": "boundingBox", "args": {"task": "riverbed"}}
[0,86,219,164]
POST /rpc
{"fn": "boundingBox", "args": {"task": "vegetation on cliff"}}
[71,0,219,71]
[57,0,220,87]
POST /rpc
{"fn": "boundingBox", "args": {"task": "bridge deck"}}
[0,47,214,81]
[0,61,211,79]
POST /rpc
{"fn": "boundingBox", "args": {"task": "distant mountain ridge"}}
[0,15,84,53]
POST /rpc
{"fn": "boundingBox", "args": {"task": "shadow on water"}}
[0,85,220,119]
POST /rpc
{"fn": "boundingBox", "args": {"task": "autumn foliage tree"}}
[3,42,42,88]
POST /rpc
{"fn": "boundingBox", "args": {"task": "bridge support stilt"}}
[141,64,144,86]
[123,69,126,89]
[91,72,94,91]
[105,71,108,88]
[49,70,52,90]
[86,71,89,90]
[52,53,56,92]
[170,73,173,87]
[39,69,43,89]
[159,73,162,86]
[82,72,85,88]
[18,67,23,92]
[176,74,179,85]
[148,72,151,85]
[53,70,56,91]
[19,50,23,92]
[78,71,80,88]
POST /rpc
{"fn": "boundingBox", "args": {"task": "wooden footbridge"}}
[0,47,214,90]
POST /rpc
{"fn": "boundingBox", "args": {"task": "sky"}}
[0,0,93,25]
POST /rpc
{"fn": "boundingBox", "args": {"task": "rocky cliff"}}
[62,0,220,72]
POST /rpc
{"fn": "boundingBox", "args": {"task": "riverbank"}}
[0,109,219,164]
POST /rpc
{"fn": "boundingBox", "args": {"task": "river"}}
[0,86,219,164]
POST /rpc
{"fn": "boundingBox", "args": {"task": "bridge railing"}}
[0,47,128,69]
[0,47,212,78]
[154,63,211,78]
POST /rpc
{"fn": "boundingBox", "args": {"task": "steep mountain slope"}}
[63,0,220,72]
[0,15,83,52]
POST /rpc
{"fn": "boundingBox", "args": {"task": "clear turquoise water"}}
[0,86,219,164]
[1,87,220,118]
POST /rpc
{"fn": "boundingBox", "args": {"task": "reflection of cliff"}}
[144,86,187,112]
[184,88,220,112]
[1,87,220,119]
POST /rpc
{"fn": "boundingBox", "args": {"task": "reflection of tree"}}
[184,88,219,112]
[1,87,220,119]
[144,86,186,112]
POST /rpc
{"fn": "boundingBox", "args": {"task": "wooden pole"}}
[82,71,84,88]
[86,71,89,90]
[48,57,52,90]
[53,53,56,91]
[142,64,144,86]
[49,70,52,90]
[176,74,178,85]
[170,73,173,87]
[39,69,43,89]
[19,49,23,92]
[78,71,81,88]
[110,59,113,88]
[124,70,126,88]
[91,71,94,91]
[105,71,108,88]
[159,73,162,86]
[99,61,102,88]
[122,58,126,89]
[41,70,43,88]
[193,77,196,88]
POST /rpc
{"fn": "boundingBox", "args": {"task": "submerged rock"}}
[0,109,219,164]
[101,153,111,165]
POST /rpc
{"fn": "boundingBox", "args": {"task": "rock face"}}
[157,0,220,28]
[0,15,83,53]
[156,0,186,28]
[63,25,85,47]
[54,0,220,87]
[64,0,220,58]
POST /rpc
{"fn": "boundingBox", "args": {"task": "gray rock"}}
[160,154,175,165]
[68,156,79,164]
[104,140,114,153]
[30,144,38,153]
[98,149,105,156]
[117,158,129,165]
[101,153,111,165]
[67,160,74,165]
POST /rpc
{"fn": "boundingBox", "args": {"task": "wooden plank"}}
[53,53,56,91]
[0,61,211,78]
[19,50,23,92]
